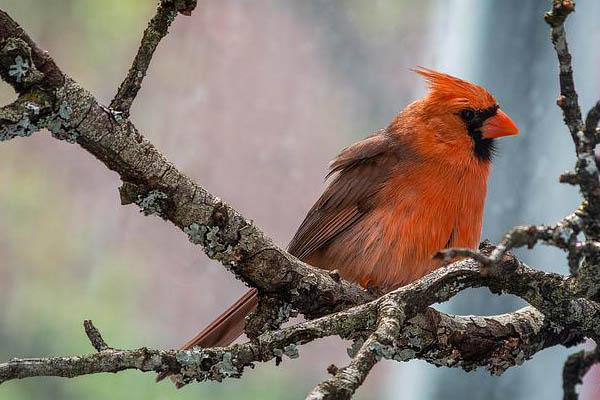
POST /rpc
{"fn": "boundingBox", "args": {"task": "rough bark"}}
[0,1,599,399]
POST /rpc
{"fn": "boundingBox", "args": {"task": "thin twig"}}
[83,320,110,352]
[109,0,197,117]
[545,0,583,142]
[434,247,493,267]
[0,2,599,397]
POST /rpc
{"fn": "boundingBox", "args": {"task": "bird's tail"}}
[156,288,258,383]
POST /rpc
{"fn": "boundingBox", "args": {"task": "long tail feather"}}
[156,288,258,383]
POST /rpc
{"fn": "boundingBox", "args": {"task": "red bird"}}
[171,67,519,355]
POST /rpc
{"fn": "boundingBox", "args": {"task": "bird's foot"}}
[366,280,385,297]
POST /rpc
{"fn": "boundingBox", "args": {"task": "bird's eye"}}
[460,109,476,121]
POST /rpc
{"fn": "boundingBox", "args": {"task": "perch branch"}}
[0,1,598,398]
[0,258,584,387]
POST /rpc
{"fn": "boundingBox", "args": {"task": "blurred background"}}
[0,1,598,399]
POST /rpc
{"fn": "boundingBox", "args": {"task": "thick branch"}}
[0,3,598,398]
[0,241,589,387]
[0,305,579,386]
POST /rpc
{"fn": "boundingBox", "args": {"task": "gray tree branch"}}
[110,0,197,117]
[0,1,599,399]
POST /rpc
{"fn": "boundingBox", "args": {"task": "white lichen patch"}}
[0,111,38,141]
[8,55,29,82]
[0,97,80,143]
[175,348,210,383]
[581,153,598,175]
[25,102,40,115]
[183,222,238,267]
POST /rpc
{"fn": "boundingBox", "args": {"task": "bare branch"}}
[0,304,580,387]
[440,212,588,275]
[434,246,494,267]
[0,2,599,397]
[109,0,197,117]
[545,0,600,230]
[83,320,111,352]
[493,213,584,259]
[545,0,583,141]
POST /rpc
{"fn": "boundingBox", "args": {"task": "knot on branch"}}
[545,0,576,27]
[0,38,43,91]
[172,0,197,16]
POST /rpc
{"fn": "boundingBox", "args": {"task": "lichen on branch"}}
[0,1,600,399]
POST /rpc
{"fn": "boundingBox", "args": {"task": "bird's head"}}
[408,67,519,162]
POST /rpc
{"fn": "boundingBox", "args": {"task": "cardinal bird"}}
[161,68,519,370]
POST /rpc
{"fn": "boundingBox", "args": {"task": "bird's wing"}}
[287,131,402,260]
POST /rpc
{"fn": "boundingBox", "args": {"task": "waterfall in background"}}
[387,1,600,399]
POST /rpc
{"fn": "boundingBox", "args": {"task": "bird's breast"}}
[378,160,489,288]
[314,159,490,291]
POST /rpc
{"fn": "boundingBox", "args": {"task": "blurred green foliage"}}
[0,144,306,397]
[0,1,309,399]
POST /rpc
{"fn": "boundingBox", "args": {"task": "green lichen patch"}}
[283,344,299,359]
[0,113,36,141]
[136,189,168,216]
[213,352,239,378]
[346,337,364,358]
[183,220,254,267]
[47,100,78,143]
[276,302,297,326]
[175,348,243,384]
[368,342,397,362]
[0,99,47,141]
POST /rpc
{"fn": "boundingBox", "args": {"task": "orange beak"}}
[481,109,519,139]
